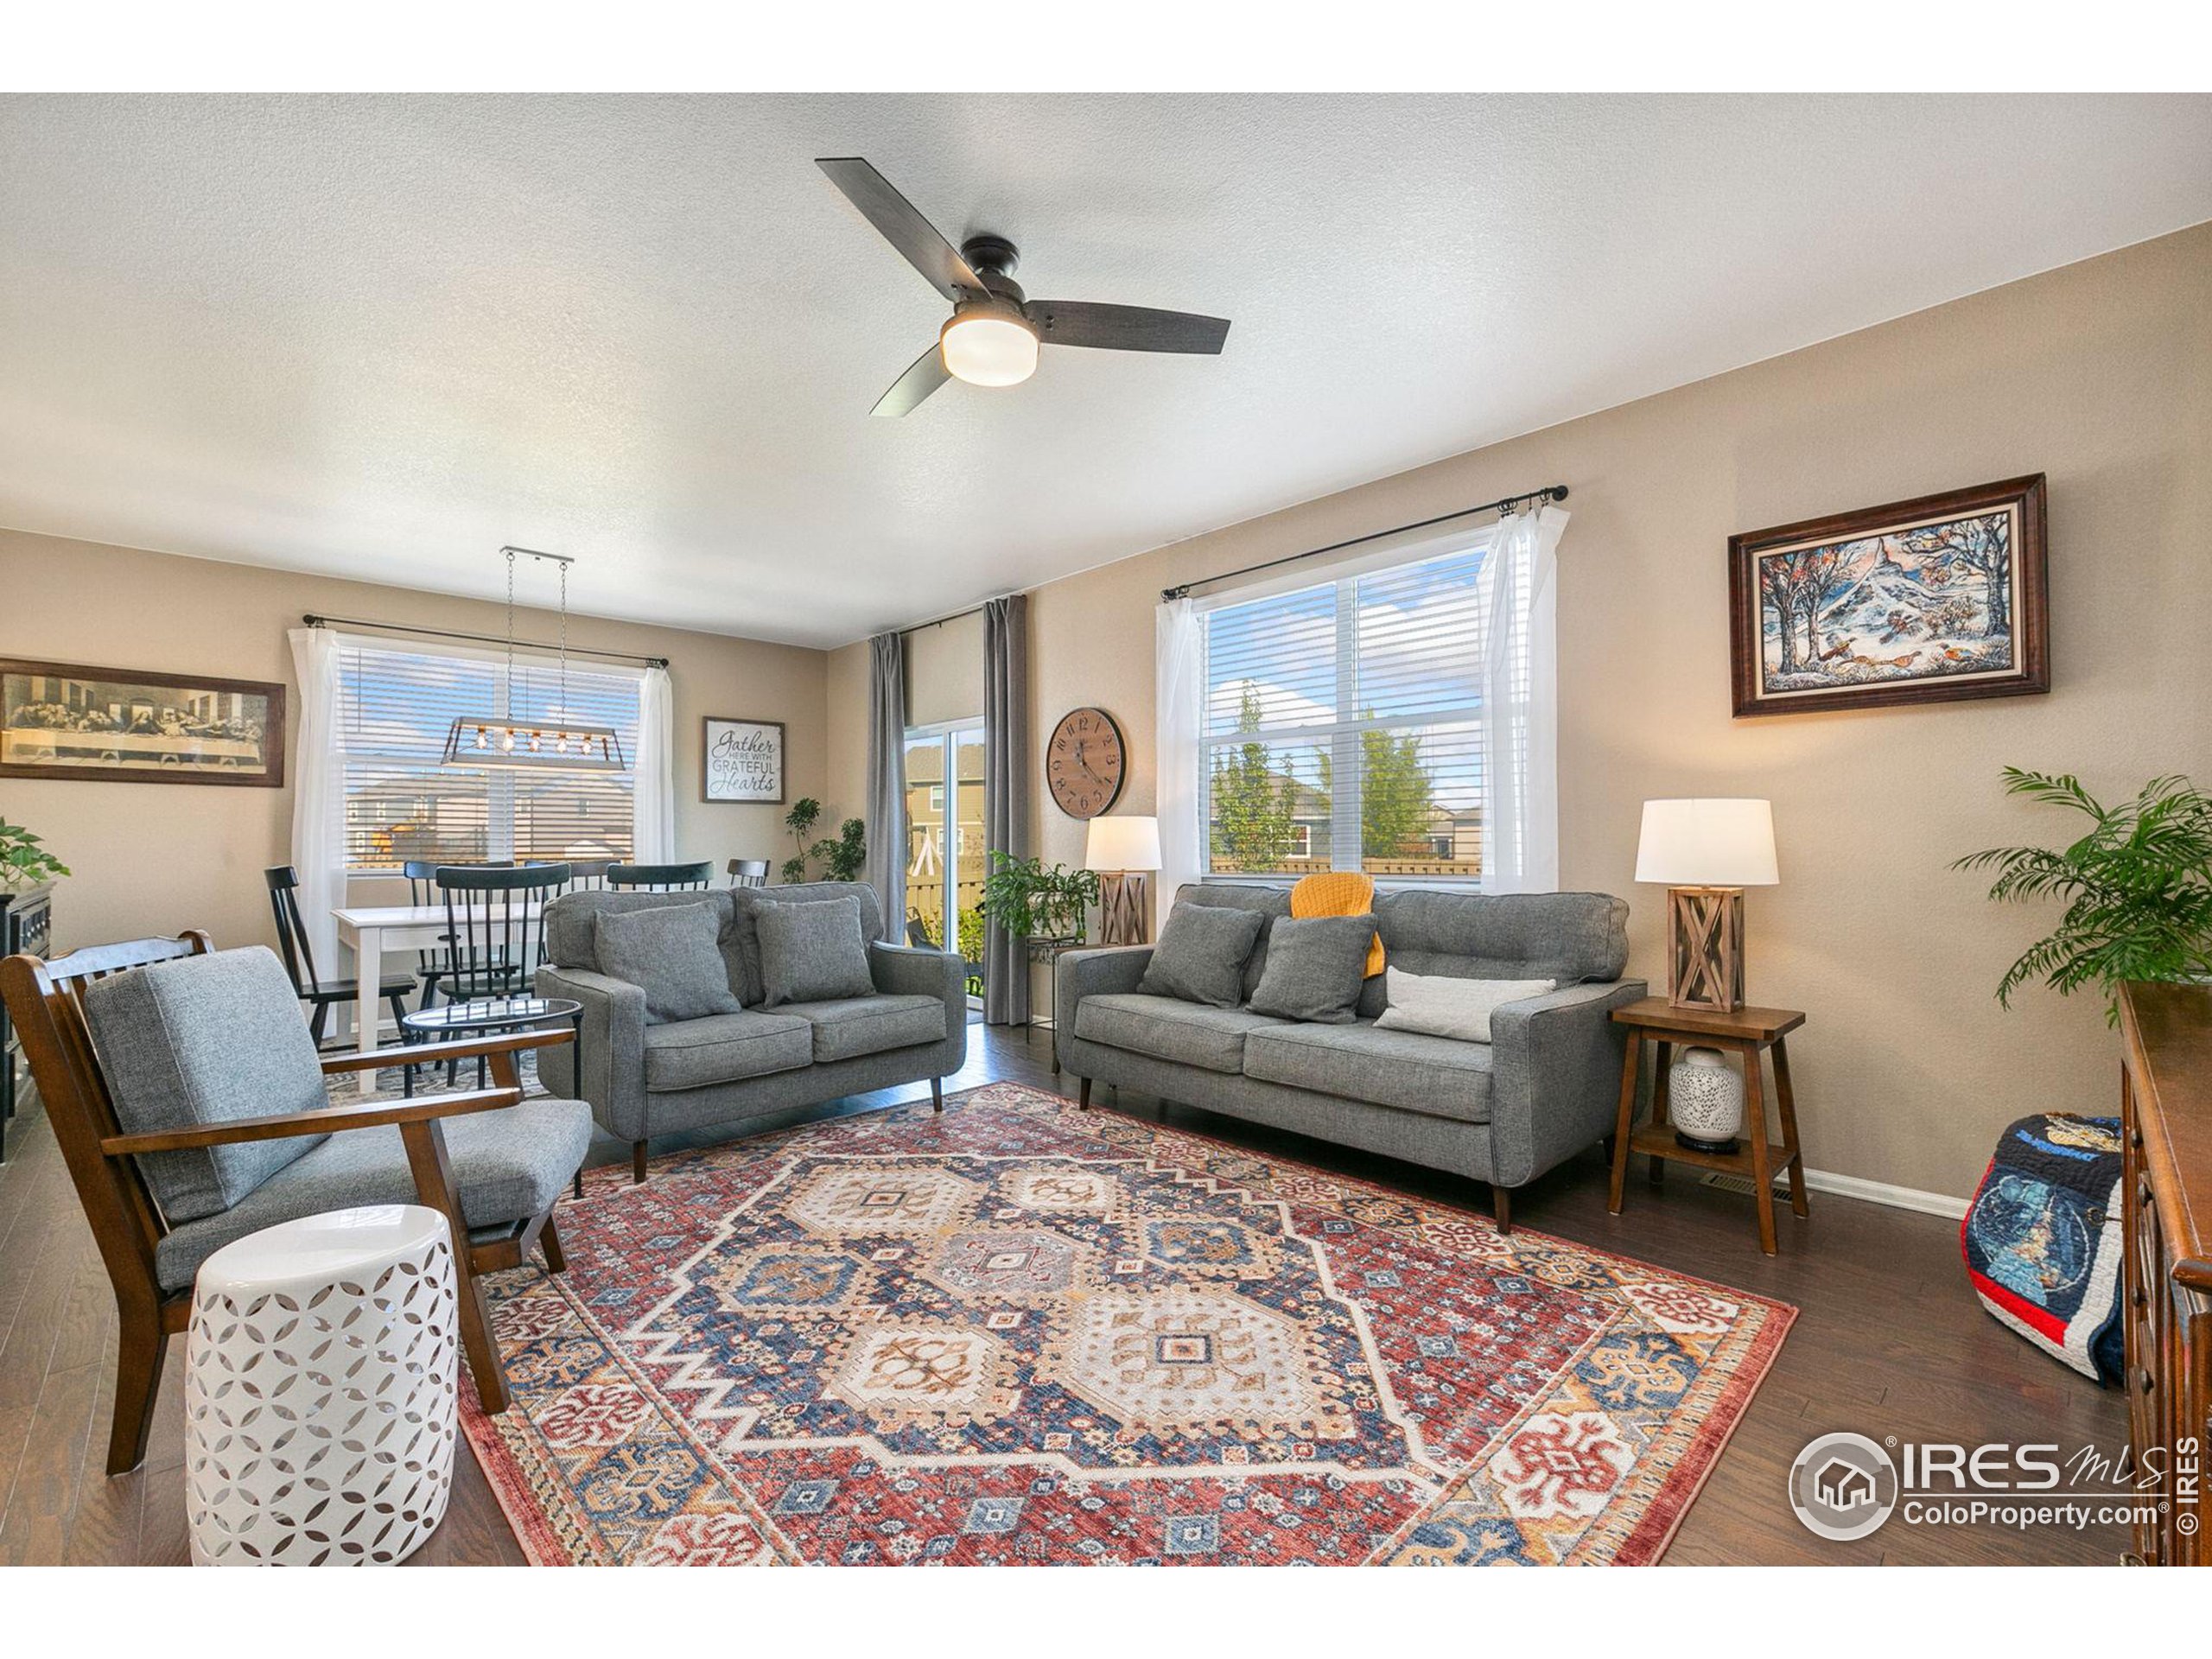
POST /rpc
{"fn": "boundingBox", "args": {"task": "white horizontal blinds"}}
[334,641,639,873]
[505,660,641,864]
[1198,540,1491,880]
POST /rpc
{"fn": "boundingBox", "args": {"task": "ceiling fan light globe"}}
[940,309,1039,387]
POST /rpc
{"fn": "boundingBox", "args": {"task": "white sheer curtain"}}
[1154,597,1203,912]
[632,663,676,862]
[286,626,347,979]
[1479,503,1567,893]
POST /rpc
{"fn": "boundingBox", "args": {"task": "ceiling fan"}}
[816,156,1232,416]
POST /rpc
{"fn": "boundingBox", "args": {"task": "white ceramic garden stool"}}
[184,1204,460,1566]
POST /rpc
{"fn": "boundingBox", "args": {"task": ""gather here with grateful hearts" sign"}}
[702,717,785,803]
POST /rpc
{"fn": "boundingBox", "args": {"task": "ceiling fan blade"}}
[816,157,985,304]
[870,345,952,417]
[1025,301,1230,355]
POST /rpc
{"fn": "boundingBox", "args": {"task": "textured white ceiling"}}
[3,94,2209,648]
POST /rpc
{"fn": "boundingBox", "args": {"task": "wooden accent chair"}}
[606,861,714,891]
[0,932,592,1475]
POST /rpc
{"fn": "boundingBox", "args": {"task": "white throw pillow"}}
[1374,969,1557,1043]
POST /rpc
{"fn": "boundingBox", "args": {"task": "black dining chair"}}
[264,866,417,1049]
[607,861,714,892]
[398,864,579,1090]
[727,858,771,889]
[402,859,515,1008]
[563,859,613,892]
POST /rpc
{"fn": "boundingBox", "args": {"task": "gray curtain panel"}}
[864,630,906,943]
[982,593,1033,1024]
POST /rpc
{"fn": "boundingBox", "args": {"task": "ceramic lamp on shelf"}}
[1085,815,1161,946]
[1635,798,1778,1014]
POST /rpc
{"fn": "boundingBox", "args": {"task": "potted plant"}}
[779,798,867,885]
[979,853,1101,944]
[1956,768,2212,1023]
[0,818,70,893]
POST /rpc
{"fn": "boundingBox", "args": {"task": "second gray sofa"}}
[535,880,967,1179]
[1055,883,1644,1230]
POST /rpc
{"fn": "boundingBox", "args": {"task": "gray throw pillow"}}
[592,901,743,1025]
[757,894,874,1007]
[1138,901,1268,1008]
[80,946,331,1223]
[1247,914,1379,1025]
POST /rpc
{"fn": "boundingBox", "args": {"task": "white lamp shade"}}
[1635,799,1778,887]
[1085,815,1162,872]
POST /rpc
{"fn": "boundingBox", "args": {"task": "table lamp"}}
[1634,799,1778,1013]
[1086,815,1161,946]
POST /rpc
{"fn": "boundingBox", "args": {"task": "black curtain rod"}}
[1159,484,1568,603]
[302,613,671,669]
[892,590,1027,640]
[896,603,984,639]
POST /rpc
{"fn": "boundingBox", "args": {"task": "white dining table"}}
[331,901,546,1058]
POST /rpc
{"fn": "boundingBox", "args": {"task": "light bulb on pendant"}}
[499,731,515,753]
[939,302,1039,388]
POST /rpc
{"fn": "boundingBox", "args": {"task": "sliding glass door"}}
[903,721,987,1002]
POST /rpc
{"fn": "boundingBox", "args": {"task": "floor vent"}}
[1700,1171,1796,1199]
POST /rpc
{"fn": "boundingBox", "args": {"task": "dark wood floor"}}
[0,1022,2129,1566]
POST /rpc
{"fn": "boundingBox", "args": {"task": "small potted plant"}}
[1956,768,2212,1022]
[0,818,70,893]
[779,798,867,885]
[980,854,1102,945]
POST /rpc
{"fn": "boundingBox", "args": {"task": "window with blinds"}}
[335,641,642,872]
[1200,541,1497,880]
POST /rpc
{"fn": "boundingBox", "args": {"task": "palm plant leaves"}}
[1956,769,2212,1022]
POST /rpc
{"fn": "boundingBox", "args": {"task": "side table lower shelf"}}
[1606,997,1808,1255]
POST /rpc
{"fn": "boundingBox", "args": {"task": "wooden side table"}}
[1607,996,1808,1255]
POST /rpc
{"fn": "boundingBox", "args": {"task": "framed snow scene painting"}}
[1729,474,2049,717]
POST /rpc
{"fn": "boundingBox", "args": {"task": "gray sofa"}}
[1054,883,1644,1230]
[534,880,967,1179]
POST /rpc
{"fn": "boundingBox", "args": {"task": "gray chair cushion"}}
[152,1096,593,1292]
[780,994,948,1063]
[1247,914,1377,1025]
[1138,901,1267,1007]
[1243,1020,1495,1124]
[1356,890,1631,1018]
[81,946,330,1224]
[593,900,744,1025]
[728,883,887,1005]
[544,889,736,976]
[756,895,874,1007]
[1072,993,1290,1074]
[643,1011,813,1091]
[1173,884,1293,1000]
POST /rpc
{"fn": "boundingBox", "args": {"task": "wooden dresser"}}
[2119,982,2212,1566]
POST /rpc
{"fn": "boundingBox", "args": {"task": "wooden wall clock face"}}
[1046,706,1127,819]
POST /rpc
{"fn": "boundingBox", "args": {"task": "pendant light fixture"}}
[441,547,626,772]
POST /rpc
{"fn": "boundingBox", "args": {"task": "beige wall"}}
[905,610,985,731]
[831,219,2212,1200]
[1,529,830,955]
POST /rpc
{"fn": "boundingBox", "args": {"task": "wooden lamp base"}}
[1098,872,1151,946]
[1665,885,1745,1013]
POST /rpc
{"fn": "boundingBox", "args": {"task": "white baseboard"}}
[1705,1164,1970,1221]
[1802,1166,1970,1221]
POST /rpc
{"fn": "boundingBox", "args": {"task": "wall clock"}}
[1046,706,1127,819]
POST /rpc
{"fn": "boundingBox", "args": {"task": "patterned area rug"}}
[461,1081,1792,1566]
